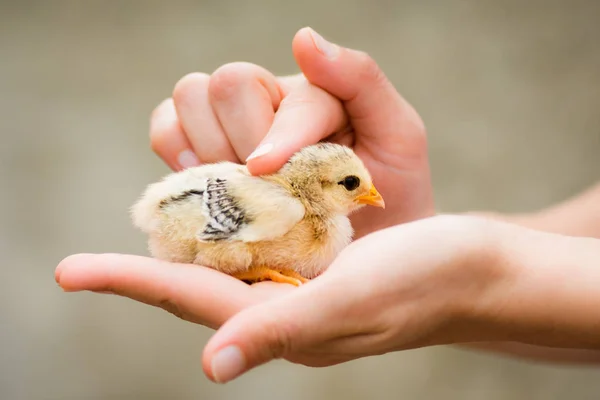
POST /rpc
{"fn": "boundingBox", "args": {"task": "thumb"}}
[294,27,426,150]
[245,27,425,175]
[201,283,340,383]
[245,79,347,176]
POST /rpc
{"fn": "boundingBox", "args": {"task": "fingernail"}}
[178,149,200,169]
[308,28,340,60]
[211,345,246,383]
[246,143,273,162]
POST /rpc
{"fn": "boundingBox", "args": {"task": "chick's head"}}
[276,143,385,215]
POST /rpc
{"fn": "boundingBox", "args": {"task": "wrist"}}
[399,216,516,346]
[434,217,521,344]
[461,210,544,230]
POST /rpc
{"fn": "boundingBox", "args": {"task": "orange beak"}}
[355,184,385,209]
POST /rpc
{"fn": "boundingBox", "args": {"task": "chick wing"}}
[133,162,306,243]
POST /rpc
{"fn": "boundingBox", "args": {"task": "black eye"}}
[338,175,360,191]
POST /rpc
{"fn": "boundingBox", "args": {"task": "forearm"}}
[462,224,600,357]
[457,184,600,363]
[467,182,600,239]
[463,342,600,365]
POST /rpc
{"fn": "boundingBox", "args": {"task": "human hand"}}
[56,215,600,382]
[199,215,600,382]
[55,216,511,381]
[54,253,294,330]
[199,215,507,382]
[150,27,434,239]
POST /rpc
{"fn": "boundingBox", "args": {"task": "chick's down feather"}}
[131,143,385,286]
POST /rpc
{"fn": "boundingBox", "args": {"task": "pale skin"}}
[55,27,600,383]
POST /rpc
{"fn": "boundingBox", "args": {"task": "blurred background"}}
[1,0,599,399]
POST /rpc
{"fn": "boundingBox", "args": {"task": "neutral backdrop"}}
[1,1,599,399]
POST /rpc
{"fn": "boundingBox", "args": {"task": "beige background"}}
[2,1,599,399]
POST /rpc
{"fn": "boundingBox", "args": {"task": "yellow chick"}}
[131,143,385,286]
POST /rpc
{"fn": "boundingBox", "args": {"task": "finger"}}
[149,98,200,171]
[209,62,284,161]
[324,126,355,148]
[293,27,426,157]
[55,253,249,328]
[306,329,394,359]
[201,275,351,383]
[245,81,348,176]
[172,72,239,164]
[275,73,307,96]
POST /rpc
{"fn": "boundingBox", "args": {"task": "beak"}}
[355,184,385,209]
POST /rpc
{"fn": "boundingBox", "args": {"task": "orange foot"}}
[233,267,309,286]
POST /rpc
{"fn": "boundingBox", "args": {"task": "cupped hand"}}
[199,215,509,383]
[56,215,510,383]
[150,27,434,239]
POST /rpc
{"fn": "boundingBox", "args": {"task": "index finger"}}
[245,81,348,176]
[55,253,251,328]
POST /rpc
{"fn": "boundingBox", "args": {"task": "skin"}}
[151,27,434,239]
[56,27,600,383]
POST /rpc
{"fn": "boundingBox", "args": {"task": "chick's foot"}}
[233,267,308,286]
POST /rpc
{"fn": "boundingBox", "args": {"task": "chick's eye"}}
[338,175,360,191]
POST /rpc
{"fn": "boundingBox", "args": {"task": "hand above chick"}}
[131,143,384,286]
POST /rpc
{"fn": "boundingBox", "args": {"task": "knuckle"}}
[149,123,169,155]
[157,298,196,322]
[209,62,261,101]
[149,98,172,128]
[158,298,184,319]
[278,92,318,110]
[172,72,210,106]
[355,50,386,86]
[259,314,297,361]
[150,100,164,121]
[59,253,89,267]
[155,282,198,323]
[149,99,179,156]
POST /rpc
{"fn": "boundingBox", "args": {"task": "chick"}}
[131,143,385,286]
